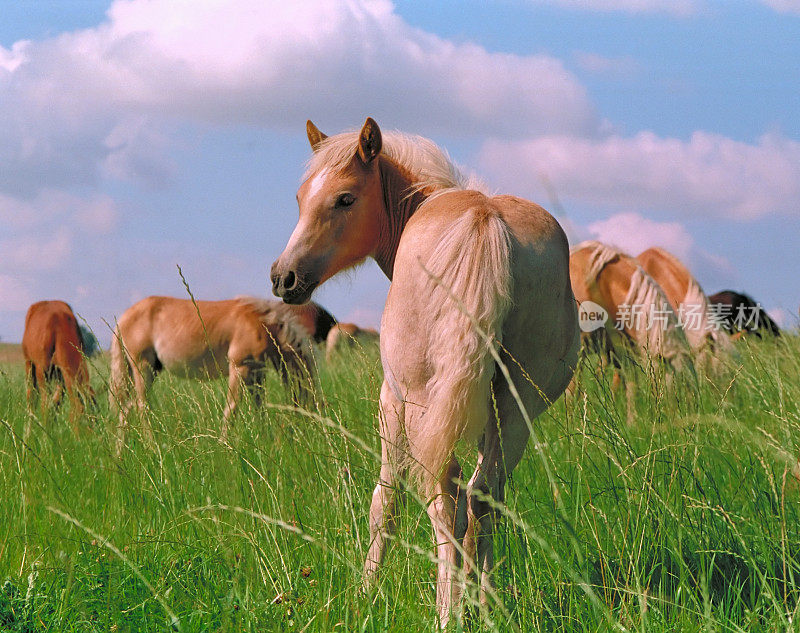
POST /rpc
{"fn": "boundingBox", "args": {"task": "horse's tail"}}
[108,325,130,412]
[409,206,512,495]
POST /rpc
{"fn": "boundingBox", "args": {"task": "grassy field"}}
[1,334,799,632]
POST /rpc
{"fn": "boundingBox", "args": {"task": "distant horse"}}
[287,301,337,344]
[707,290,781,338]
[271,118,578,623]
[570,241,691,371]
[22,300,94,428]
[325,322,379,362]
[636,247,728,354]
[110,295,314,447]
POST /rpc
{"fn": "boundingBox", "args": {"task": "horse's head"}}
[271,118,384,304]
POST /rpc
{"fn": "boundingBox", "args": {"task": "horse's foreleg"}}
[129,359,155,443]
[364,382,406,584]
[221,362,248,441]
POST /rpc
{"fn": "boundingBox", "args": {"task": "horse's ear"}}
[357,117,382,164]
[307,120,327,152]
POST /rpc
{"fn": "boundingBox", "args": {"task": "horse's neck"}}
[373,159,429,279]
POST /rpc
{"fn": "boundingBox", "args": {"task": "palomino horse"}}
[271,118,579,623]
[636,247,727,354]
[325,322,379,362]
[110,295,313,447]
[22,300,94,428]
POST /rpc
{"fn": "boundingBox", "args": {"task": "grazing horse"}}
[110,295,314,446]
[636,247,728,354]
[288,301,337,344]
[271,118,579,623]
[570,241,691,371]
[707,290,781,338]
[22,300,94,428]
[325,322,379,362]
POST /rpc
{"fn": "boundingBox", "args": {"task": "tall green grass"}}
[1,333,799,632]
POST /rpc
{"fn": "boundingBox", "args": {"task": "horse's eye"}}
[336,193,355,208]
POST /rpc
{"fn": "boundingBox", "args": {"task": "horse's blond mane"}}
[304,130,487,194]
[644,247,721,350]
[622,268,688,362]
[572,240,625,285]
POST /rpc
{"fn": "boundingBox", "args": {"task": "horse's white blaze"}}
[307,168,329,200]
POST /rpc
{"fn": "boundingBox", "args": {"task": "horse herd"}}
[17,118,782,625]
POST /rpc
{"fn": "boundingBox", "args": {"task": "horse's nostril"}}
[284,270,297,291]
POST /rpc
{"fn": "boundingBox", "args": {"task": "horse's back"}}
[636,247,690,312]
[117,296,281,376]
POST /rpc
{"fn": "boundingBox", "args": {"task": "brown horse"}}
[325,322,379,362]
[707,290,781,338]
[636,247,727,354]
[271,118,579,623]
[110,295,314,447]
[22,300,94,428]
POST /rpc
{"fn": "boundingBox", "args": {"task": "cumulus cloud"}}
[0,0,597,198]
[562,211,736,296]
[584,212,694,259]
[479,131,800,219]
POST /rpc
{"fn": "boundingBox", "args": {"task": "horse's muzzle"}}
[270,262,316,304]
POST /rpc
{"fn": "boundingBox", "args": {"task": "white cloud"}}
[567,211,736,293]
[0,0,596,199]
[479,131,800,219]
[530,0,699,16]
[585,212,694,259]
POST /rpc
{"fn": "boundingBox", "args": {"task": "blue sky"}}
[1,0,799,344]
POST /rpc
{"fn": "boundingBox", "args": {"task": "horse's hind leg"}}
[25,360,37,412]
[428,456,467,627]
[464,392,530,608]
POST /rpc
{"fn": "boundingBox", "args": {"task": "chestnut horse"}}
[110,295,314,447]
[325,322,379,362]
[570,241,692,379]
[271,118,579,623]
[22,300,94,427]
[636,247,727,354]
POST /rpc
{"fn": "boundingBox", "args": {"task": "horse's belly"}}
[155,340,228,379]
